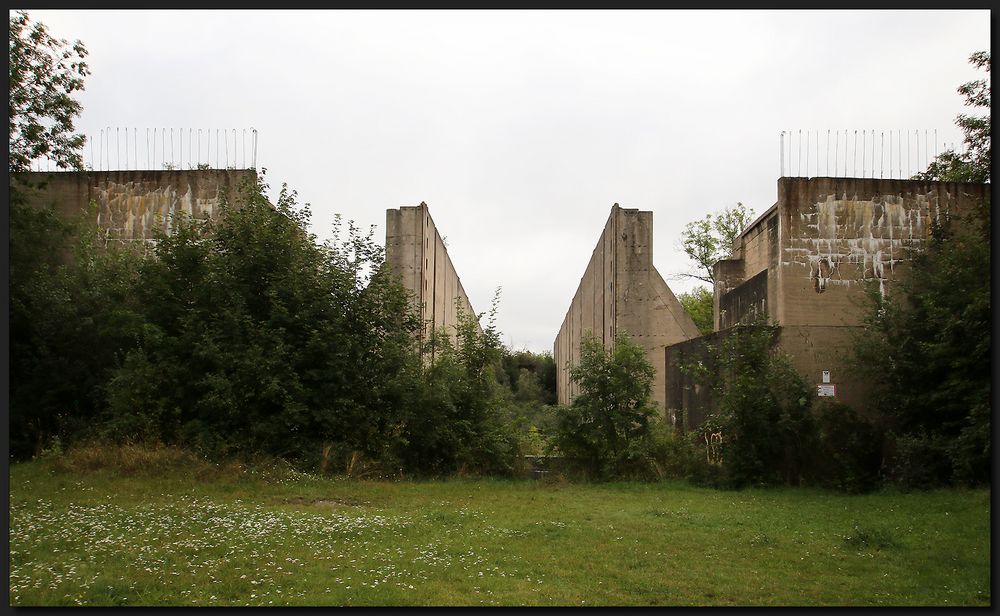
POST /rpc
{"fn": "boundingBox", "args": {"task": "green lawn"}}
[8,459,990,606]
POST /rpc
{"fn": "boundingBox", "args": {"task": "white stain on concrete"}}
[787,192,936,296]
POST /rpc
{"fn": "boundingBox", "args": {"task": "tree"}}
[679,202,755,284]
[102,173,432,467]
[677,285,714,336]
[398,292,520,476]
[501,348,557,406]
[9,201,147,458]
[9,11,90,172]
[680,324,817,487]
[914,51,990,183]
[852,202,990,487]
[553,333,658,479]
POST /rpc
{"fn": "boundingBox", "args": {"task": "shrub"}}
[887,432,954,490]
[852,200,990,488]
[666,429,725,487]
[681,324,818,488]
[553,333,659,480]
[814,400,884,493]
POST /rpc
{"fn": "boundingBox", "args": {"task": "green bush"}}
[887,433,954,490]
[553,333,659,480]
[852,200,990,488]
[10,196,147,459]
[681,325,818,488]
[814,400,884,493]
[655,428,722,487]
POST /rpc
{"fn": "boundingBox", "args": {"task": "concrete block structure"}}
[385,202,478,356]
[553,204,701,412]
[666,176,990,427]
[10,169,257,242]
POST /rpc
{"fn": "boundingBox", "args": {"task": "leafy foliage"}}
[500,349,557,406]
[677,285,714,335]
[9,199,147,459]
[553,333,661,479]
[10,163,528,476]
[913,51,990,183]
[681,325,817,488]
[679,202,755,284]
[101,174,435,467]
[852,202,990,487]
[395,294,522,476]
[813,400,884,493]
[9,11,90,172]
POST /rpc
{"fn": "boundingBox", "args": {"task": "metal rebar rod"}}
[882,132,886,179]
[780,131,784,176]
[870,131,875,179]
[806,130,810,177]
[834,130,839,176]
[852,130,857,177]
[797,129,802,176]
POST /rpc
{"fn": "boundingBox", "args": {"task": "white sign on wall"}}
[822,370,831,384]
[817,384,836,397]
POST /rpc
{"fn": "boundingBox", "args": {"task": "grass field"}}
[8,450,990,606]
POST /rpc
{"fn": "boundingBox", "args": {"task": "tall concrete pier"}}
[385,202,478,355]
[553,204,700,412]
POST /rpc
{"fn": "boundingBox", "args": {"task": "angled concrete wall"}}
[553,204,701,412]
[11,169,256,242]
[385,202,478,355]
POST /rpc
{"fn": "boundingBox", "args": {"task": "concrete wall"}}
[554,204,700,412]
[776,177,988,327]
[385,202,478,355]
[671,176,990,427]
[713,205,779,330]
[11,170,256,242]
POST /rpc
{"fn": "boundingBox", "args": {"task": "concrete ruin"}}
[13,172,479,355]
[385,202,478,354]
[553,204,701,412]
[10,169,257,242]
[665,176,991,428]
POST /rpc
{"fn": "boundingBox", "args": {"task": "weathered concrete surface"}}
[671,177,990,426]
[776,177,988,327]
[385,202,478,355]
[665,324,862,426]
[11,169,256,241]
[554,204,700,412]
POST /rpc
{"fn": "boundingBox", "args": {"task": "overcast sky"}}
[26,9,991,353]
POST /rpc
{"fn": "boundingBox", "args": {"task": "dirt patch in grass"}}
[283,496,366,508]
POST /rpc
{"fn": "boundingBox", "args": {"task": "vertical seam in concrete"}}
[611,207,621,346]
[419,204,428,359]
[594,226,608,348]
[433,225,439,354]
